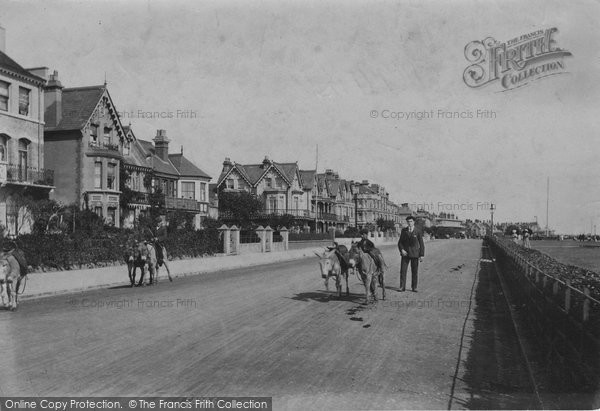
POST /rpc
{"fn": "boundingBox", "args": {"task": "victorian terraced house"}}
[216,156,315,230]
[0,31,54,235]
[121,128,212,229]
[43,73,126,226]
[216,157,361,233]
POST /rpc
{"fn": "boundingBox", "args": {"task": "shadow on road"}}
[288,290,366,304]
[448,243,539,410]
[107,285,134,290]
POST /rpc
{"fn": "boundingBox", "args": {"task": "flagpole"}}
[546,177,549,236]
[314,144,318,233]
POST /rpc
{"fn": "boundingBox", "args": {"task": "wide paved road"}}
[0,240,538,409]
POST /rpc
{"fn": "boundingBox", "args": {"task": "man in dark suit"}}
[398,216,424,292]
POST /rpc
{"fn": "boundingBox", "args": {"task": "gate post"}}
[280,226,289,250]
[265,226,273,252]
[230,225,240,255]
[256,225,266,252]
[218,224,231,255]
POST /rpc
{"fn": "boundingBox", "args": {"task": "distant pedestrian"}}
[398,216,424,292]
[522,229,531,249]
[511,229,519,244]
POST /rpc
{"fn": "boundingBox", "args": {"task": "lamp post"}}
[490,203,495,236]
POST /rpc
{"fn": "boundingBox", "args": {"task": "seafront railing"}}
[488,235,600,330]
[487,235,600,389]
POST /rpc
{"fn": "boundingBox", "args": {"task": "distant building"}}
[355,180,403,230]
[315,169,355,232]
[216,156,316,230]
[216,156,407,233]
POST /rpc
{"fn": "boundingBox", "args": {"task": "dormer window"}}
[226,179,235,189]
[90,124,98,143]
[103,127,111,146]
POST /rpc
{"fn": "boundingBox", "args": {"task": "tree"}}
[376,217,396,232]
[119,168,135,212]
[344,226,360,237]
[166,209,194,231]
[202,217,222,230]
[8,193,62,235]
[218,191,264,228]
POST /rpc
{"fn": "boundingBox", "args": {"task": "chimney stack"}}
[153,129,170,161]
[222,157,233,172]
[0,24,5,53]
[262,156,271,168]
[45,70,63,127]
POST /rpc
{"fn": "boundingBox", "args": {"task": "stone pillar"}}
[265,225,273,252]
[218,224,231,255]
[280,226,289,251]
[230,225,240,255]
[256,225,266,252]
[329,226,336,242]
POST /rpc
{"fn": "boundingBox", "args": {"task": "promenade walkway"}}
[1,239,559,409]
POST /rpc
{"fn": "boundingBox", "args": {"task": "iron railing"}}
[88,141,120,152]
[489,235,600,330]
[5,164,54,186]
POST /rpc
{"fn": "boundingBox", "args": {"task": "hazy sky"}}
[1,0,599,233]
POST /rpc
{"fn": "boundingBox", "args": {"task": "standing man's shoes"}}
[412,288,417,292]
[399,287,406,292]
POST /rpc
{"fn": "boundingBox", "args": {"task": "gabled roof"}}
[45,86,126,140]
[151,155,179,176]
[45,86,105,131]
[169,153,211,179]
[271,162,298,184]
[240,164,266,184]
[123,138,153,169]
[357,184,377,194]
[299,170,316,190]
[136,139,178,176]
[138,139,155,155]
[0,50,45,85]
[217,159,298,188]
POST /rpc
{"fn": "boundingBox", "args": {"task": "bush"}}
[6,226,221,272]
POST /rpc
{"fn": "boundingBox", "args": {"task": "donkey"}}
[125,241,148,287]
[0,252,27,311]
[315,249,349,298]
[348,242,386,304]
